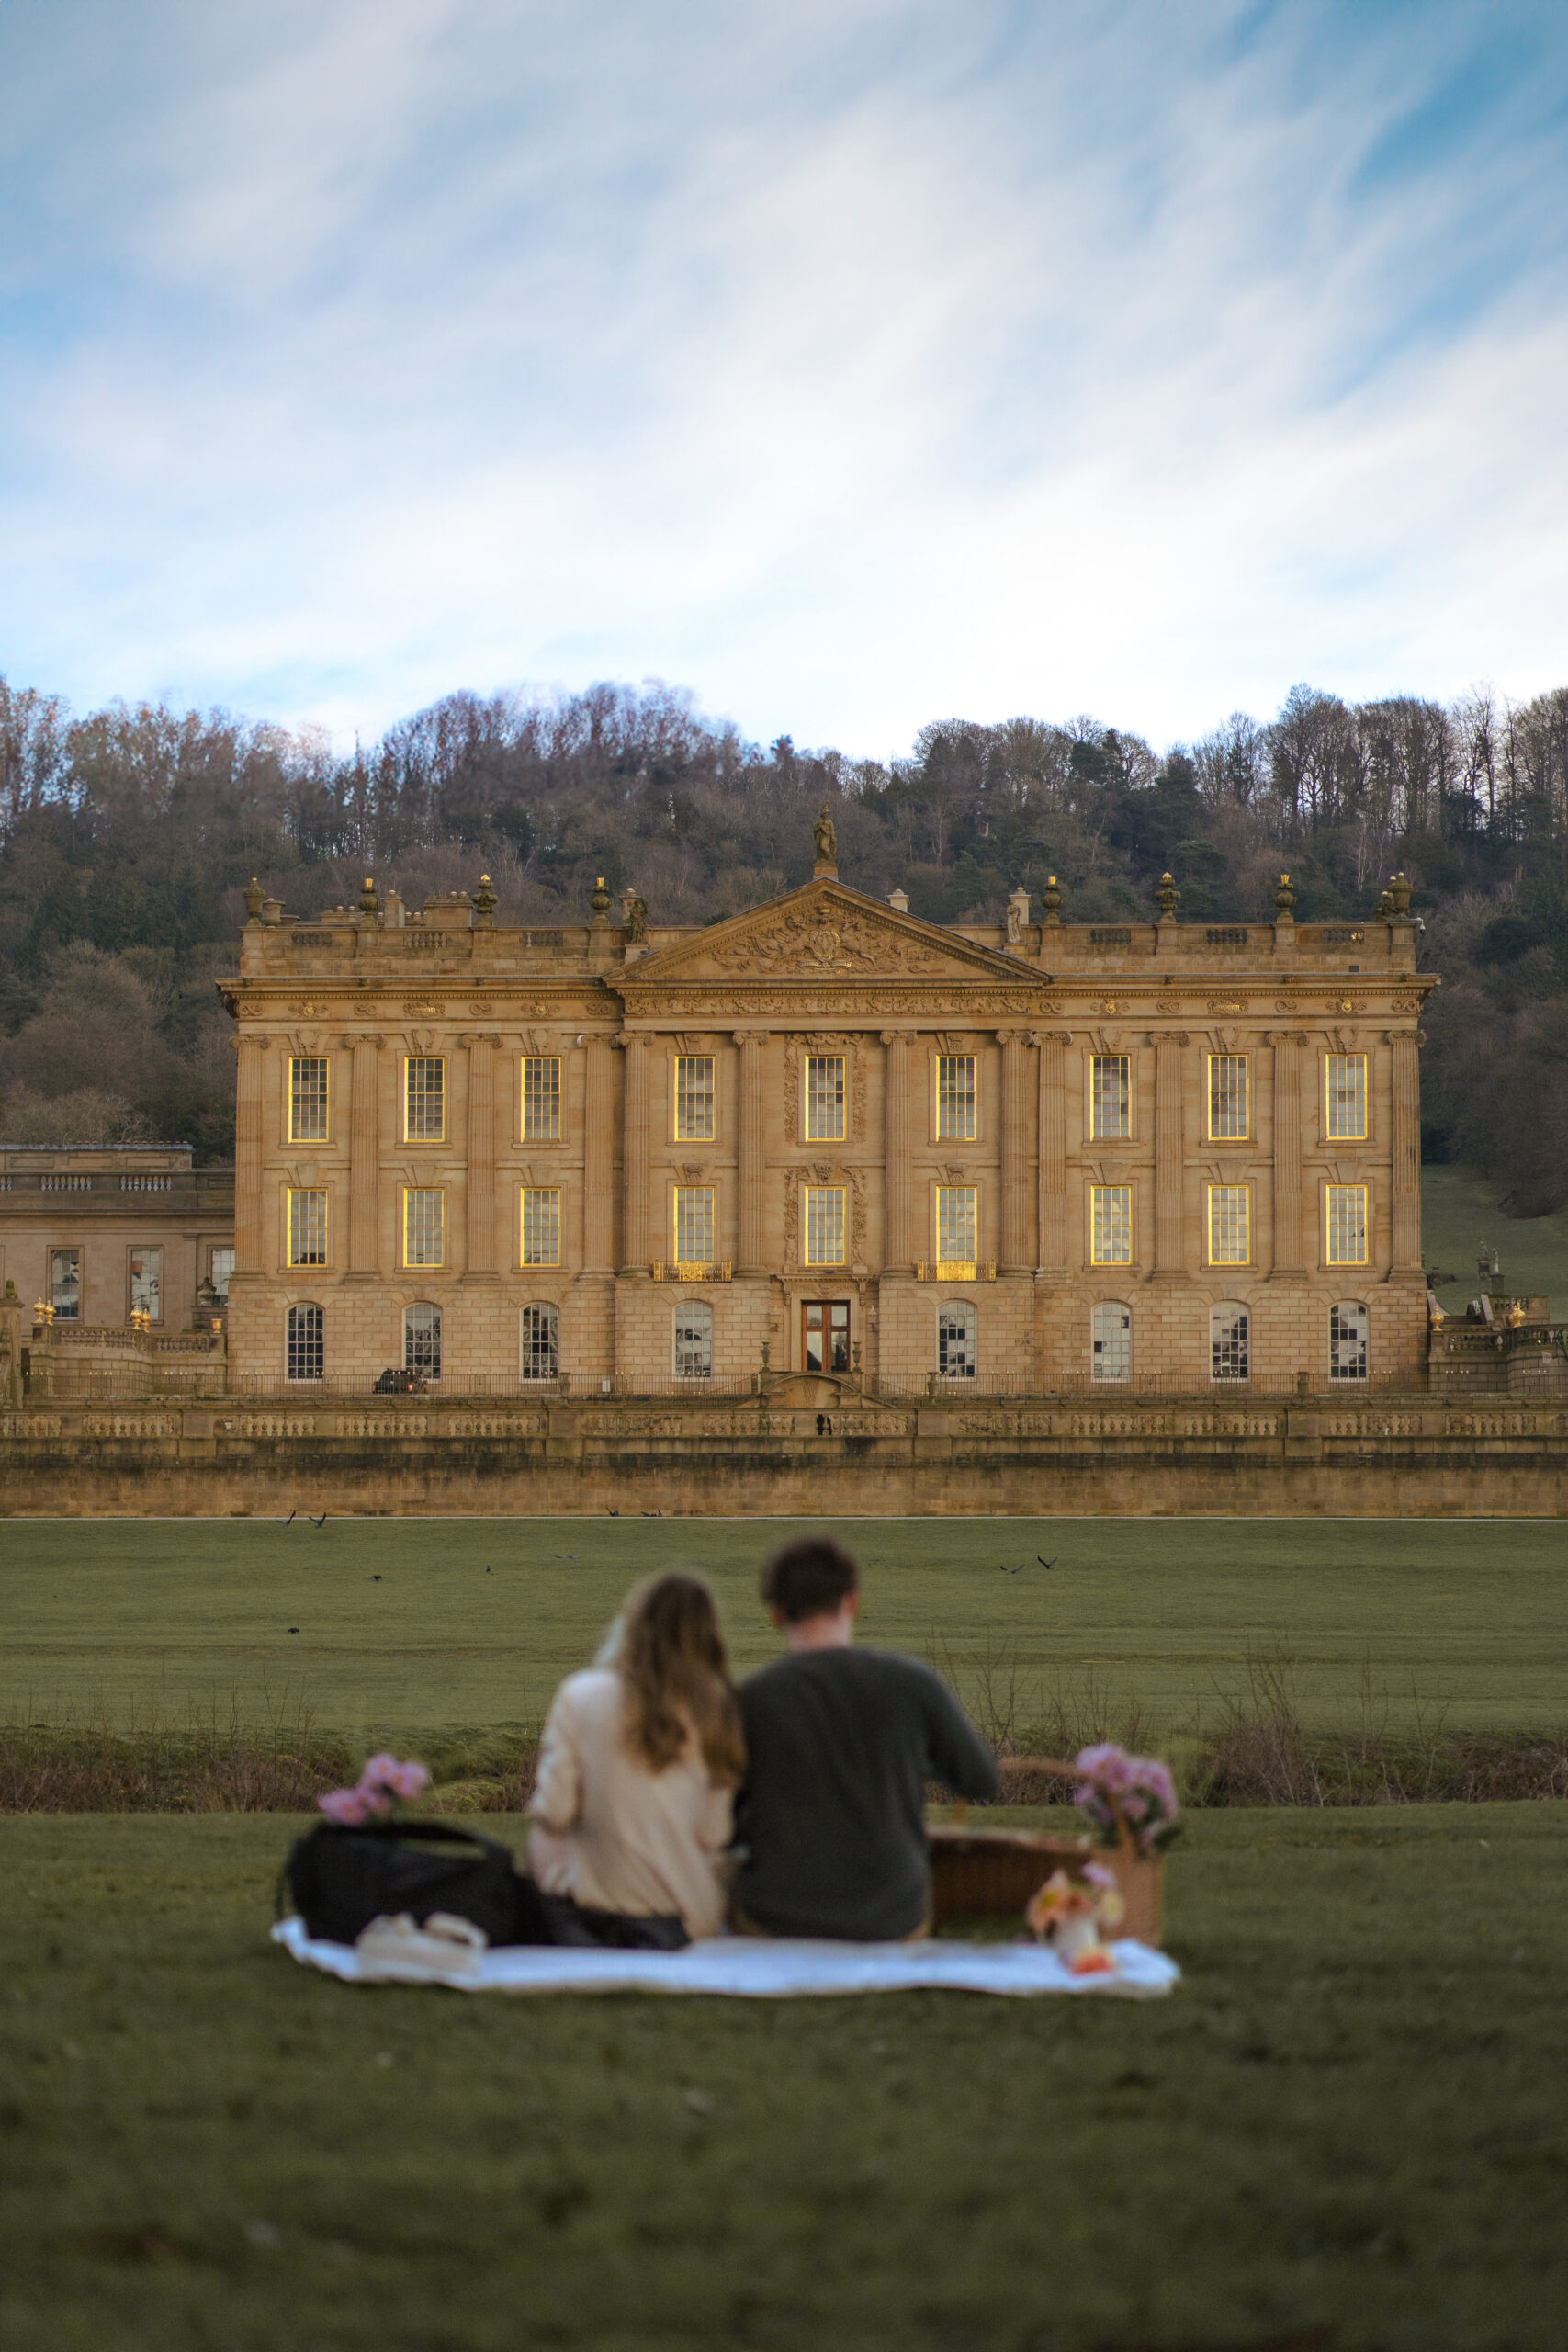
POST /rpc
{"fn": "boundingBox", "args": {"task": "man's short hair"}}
[761,1535,859,1624]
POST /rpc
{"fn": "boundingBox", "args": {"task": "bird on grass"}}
[372,1574,382,1581]
[280,1510,296,1527]
[1001,1563,1026,1575]
[641,1510,662,1518]
[310,1512,328,1528]
[287,1626,299,1634]
[607,1508,619,1518]
[1036,1556,1058,1571]
[485,1565,492,1574]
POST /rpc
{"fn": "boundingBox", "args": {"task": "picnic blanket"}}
[272,1917,1180,1998]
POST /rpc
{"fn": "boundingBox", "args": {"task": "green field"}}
[1423,1163,1568,1318]
[2,1804,1565,2352]
[4,1516,1565,1743]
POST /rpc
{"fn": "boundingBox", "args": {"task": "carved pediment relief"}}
[617,881,1047,990]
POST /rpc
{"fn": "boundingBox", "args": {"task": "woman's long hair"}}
[598,1572,745,1786]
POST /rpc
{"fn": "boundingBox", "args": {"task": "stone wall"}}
[2,1394,1565,1515]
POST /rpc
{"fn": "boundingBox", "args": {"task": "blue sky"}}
[2,0,1566,758]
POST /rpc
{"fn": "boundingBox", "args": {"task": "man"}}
[731,1535,998,1939]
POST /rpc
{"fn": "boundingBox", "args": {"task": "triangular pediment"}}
[618,880,1046,989]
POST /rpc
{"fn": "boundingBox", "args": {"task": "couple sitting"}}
[525,1535,998,1945]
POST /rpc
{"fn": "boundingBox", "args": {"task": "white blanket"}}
[271,1917,1179,1998]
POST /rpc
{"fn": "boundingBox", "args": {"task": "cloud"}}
[1,0,1566,755]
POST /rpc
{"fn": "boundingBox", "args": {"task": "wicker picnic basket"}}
[927,1759,1165,1944]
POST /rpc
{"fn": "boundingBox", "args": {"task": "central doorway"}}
[802,1298,851,1375]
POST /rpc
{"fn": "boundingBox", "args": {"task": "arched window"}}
[521,1303,558,1383]
[1211,1303,1249,1383]
[1091,1302,1132,1384]
[404,1302,442,1382]
[287,1303,323,1383]
[937,1301,976,1380]
[673,1301,713,1379]
[1330,1301,1369,1382]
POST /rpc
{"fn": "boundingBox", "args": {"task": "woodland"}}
[1,673,1566,1215]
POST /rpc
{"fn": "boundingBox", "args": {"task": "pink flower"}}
[359,1785,393,1816]
[1082,1861,1118,1893]
[384,1760,432,1800]
[319,1788,367,1825]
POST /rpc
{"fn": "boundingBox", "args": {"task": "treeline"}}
[2,673,1566,1207]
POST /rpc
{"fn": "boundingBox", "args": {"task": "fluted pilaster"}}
[735,1031,768,1275]
[582,1035,615,1273]
[881,1031,913,1272]
[1152,1031,1188,1277]
[999,1031,1032,1272]
[349,1037,383,1276]
[1269,1032,1303,1276]
[619,1035,650,1273]
[1037,1035,1066,1273]
[233,1033,265,1274]
[464,1035,496,1276]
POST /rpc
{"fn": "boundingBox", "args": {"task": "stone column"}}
[999,1031,1032,1273]
[1269,1032,1304,1277]
[233,1032,265,1273]
[1390,1028,1423,1277]
[881,1032,913,1272]
[464,1035,497,1278]
[581,1035,615,1274]
[1152,1031,1188,1277]
[348,1037,383,1277]
[619,1034,651,1274]
[1036,1034,1066,1272]
[735,1031,768,1276]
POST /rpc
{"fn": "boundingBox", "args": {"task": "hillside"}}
[2,673,1566,1208]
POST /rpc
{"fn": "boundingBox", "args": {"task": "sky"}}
[2,0,1567,763]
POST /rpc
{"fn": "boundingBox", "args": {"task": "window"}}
[673,1300,713,1379]
[803,1298,850,1374]
[804,1186,846,1265]
[1326,1184,1368,1266]
[209,1248,235,1304]
[1211,1304,1249,1382]
[404,1302,442,1381]
[673,1186,715,1264]
[1207,1054,1249,1140]
[129,1248,162,1323]
[1207,1185,1250,1266]
[288,1188,328,1267]
[937,1301,976,1380]
[403,1187,445,1268]
[1330,1301,1369,1381]
[805,1054,846,1142]
[404,1056,445,1141]
[936,1185,977,1266]
[674,1055,715,1141]
[1090,1054,1131,1140]
[1090,1186,1133,1266]
[287,1303,323,1382]
[521,1303,558,1382]
[50,1247,80,1321]
[522,1056,561,1141]
[936,1054,976,1141]
[1325,1055,1368,1142]
[289,1055,329,1142]
[521,1187,561,1267]
[1091,1302,1132,1384]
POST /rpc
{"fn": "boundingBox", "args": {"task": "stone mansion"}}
[217,831,1438,1396]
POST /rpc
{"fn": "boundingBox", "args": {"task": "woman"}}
[525,1572,744,1946]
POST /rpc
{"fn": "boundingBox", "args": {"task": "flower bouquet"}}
[1023,1862,1125,1974]
[318,1752,432,1826]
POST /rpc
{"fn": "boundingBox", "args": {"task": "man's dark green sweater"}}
[732,1645,999,1939]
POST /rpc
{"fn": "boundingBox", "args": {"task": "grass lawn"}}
[3,1517,1565,1741]
[1,1804,1563,2352]
[1422,1163,1568,1319]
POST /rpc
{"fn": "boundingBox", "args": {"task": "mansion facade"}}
[219,847,1438,1396]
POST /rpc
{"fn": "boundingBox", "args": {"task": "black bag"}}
[281,1818,543,1947]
